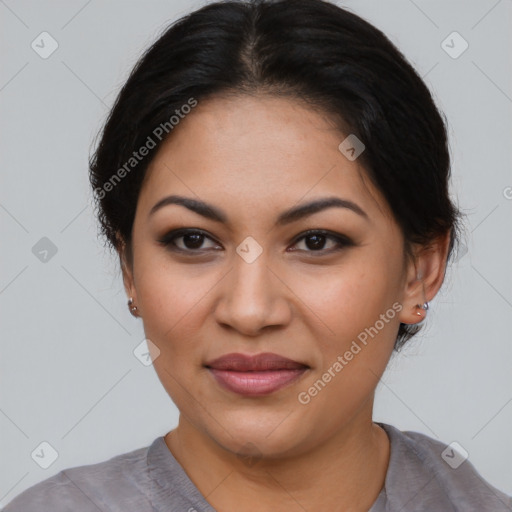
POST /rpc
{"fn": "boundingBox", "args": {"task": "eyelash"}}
[157,228,354,256]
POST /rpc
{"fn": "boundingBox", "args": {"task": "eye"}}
[158,229,222,253]
[158,228,354,256]
[288,229,354,254]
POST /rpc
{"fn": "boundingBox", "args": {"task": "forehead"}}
[138,94,392,223]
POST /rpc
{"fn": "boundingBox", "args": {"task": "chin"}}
[205,411,311,460]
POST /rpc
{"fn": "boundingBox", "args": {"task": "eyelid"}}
[288,229,354,253]
[158,228,354,255]
[157,228,221,252]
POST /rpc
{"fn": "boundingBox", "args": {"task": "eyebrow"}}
[148,194,368,225]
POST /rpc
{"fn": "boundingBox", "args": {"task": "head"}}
[89,0,463,458]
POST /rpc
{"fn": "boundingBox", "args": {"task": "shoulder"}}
[378,422,512,511]
[2,441,155,512]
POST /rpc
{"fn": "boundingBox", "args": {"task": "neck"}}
[165,402,389,511]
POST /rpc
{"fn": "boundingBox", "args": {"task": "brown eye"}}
[158,229,222,253]
[178,232,207,250]
[289,230,354,254]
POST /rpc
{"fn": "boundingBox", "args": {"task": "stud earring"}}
[127,297,139,317]
[415,301,429,317]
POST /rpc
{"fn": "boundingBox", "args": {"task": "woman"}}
[4,0,511,510]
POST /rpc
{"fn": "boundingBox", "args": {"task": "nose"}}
[213,252,292,337]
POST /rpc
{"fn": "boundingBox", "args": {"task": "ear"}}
[116,234,137,302]
[398,230,451,325]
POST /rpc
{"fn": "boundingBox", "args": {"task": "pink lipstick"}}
[205,352,309,396]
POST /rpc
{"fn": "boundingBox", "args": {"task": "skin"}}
[119,94,450,511]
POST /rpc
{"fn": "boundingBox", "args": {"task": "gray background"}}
[1,0,511,506]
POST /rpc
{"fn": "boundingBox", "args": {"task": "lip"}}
[205,352,309,396]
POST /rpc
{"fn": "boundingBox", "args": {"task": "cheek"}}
[137,264,210,408]
[135,256,216,338]
[294,307,398,436]
[286,257,399,347]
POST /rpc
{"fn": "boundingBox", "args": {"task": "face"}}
[122,94,421,458]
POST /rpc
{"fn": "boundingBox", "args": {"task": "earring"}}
[415,301,429,317]
[127,297,139,317]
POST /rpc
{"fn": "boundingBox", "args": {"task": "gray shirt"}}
[3,422,511,511]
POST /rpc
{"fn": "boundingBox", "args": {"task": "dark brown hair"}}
[89,0,464,350]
